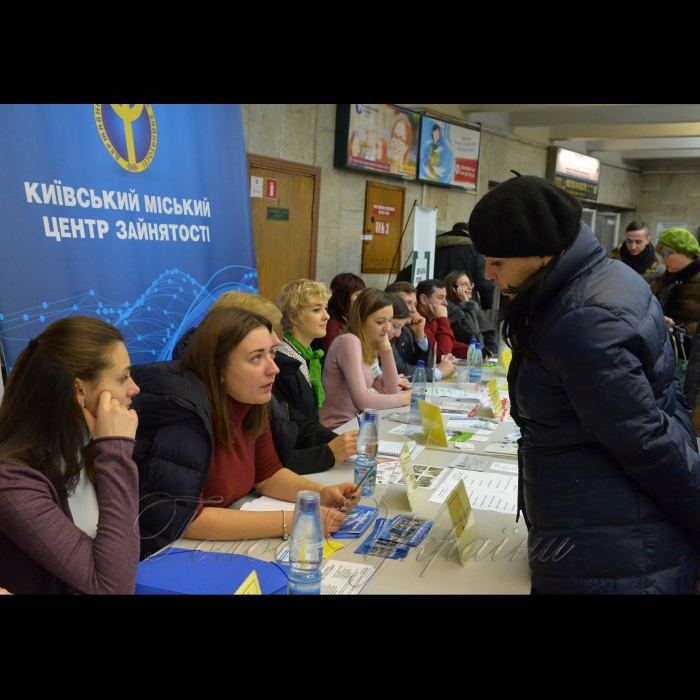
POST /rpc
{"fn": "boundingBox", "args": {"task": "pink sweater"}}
[319,333,403,429]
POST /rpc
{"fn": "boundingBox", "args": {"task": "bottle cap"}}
[362,408,377,422]
[295,490,321,513]
[417,360,425,367]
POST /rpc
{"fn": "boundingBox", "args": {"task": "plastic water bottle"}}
[287,490,323,595]
[469,343,483,388]
[355,409,378,496]
[410,360,427,423]
[466,339,477,369]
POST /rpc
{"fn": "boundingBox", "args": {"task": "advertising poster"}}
[341,104,420,179]
[0,104,256,367]
[418,116,480,190]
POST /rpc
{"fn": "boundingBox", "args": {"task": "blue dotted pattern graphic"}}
[0,266,258,370]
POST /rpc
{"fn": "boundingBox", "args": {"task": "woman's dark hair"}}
[387,293,410,347]
[327,272,365,319]
[443,270,470,306]
[388,293,410,320]
[180,307,272,448]
[0,317,124,500]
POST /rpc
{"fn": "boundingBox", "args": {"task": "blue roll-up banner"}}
[0,104,257,368]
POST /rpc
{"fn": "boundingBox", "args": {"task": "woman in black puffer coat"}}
[469,175,700,595]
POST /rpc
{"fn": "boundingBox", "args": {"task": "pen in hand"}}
[342,466,373,511]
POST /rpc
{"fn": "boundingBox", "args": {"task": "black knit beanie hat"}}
[468,175,582,258]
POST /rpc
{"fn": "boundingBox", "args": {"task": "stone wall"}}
[241,105,642,290]
[637,172,700,243]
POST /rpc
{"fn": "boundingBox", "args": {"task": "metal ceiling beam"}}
[621,149,700,161]
[510,105,700,127]
[586,137,700,152]
[550,123,700,140]
[458,104,636,113]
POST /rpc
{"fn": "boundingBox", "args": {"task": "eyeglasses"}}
[659,250,674,259]
[391,134,407,146]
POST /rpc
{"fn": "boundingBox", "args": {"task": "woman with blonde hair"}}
[0,317,141,594]
[276,279,331,419]
[319,288,411,430]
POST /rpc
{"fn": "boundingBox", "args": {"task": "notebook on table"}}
[378,439,417,457]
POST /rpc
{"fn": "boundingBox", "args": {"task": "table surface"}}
[173,364,532,594]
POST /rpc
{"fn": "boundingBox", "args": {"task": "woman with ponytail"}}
[0,317,140,594]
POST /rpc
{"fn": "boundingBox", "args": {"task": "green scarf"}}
[284,333,325,408]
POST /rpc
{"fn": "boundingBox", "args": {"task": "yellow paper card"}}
[487,378,500,417]
[233,570,262,595]
[501,349,512,375]
[398,442,418,510]
[323,539,345,559]
[418,398,448,447]
[444,480,479,567]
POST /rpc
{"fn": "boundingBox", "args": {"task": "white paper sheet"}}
[321,560,376,595]
[449,454,491,471]
[429,470,518,512]
[484,442,519,455]
[490,461,518,474]
[240,496,295,511]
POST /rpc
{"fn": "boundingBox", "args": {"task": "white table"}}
[172,369,532,595]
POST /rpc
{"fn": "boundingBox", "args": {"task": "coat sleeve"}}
[448,303,482,346]
[287,404,337,447]
[424,317,458,360]
[283,445,335,475]
[0,439,140,595]
[547,305,700,547]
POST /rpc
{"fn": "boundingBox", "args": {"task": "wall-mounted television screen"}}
[334,104,421,180]
[417,116,480,190]
[547,147,600,200]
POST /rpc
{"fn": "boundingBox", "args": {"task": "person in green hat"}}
[650,227,700,345]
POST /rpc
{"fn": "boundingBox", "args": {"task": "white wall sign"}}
[412,205,437,286]
[250,176,263,198]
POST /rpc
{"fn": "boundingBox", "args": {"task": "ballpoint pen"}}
[343,463,374,511]
[356,412,363,427]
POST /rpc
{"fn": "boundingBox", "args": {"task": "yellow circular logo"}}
[94,104,157,173]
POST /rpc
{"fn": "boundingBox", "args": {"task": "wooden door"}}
[362,181,406,274]
[247,155,320,305]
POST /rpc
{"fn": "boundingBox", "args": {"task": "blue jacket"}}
[511,224,700,594]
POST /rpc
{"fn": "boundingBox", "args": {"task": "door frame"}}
[246,154,322,279]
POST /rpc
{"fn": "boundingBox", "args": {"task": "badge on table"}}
[399,442,418,510]
[444,480,478,567]
[417,398,449,447]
